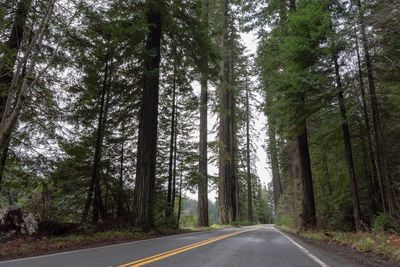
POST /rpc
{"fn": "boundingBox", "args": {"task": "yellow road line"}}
[117,227,260,267]
[116,235,224,267]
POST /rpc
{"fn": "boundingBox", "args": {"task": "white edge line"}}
[0,228,240,264]
[273,227,330,267]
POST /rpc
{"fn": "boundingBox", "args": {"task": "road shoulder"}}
[276,227,398,267]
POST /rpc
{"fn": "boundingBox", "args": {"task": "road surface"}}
[0,225,364,267]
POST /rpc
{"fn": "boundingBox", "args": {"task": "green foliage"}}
[229,221,241,227]
[179,215,198,228]
[287,229,400,264]
[258,0,331,136]
[276,213,292,228]
[256,0,400,233]
[372,213,400,234]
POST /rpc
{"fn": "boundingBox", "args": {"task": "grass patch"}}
[210,221,257,229]
[276,226,400,263]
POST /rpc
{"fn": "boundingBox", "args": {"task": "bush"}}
[238,220,254,226]
[275,213,292,228]
[372,213,400,233]
[229,221,240,227]
[0,208,25,235]
[179,215,197,228]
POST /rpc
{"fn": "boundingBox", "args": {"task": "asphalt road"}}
[0,225,364,267]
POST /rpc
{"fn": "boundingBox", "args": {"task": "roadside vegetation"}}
[0,227,190,260]
[276,213,400,263]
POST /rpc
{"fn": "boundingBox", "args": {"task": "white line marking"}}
[0,228,237,264]
[274,227,329,267]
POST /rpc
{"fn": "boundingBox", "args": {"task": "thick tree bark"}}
[245,80,253,222]
[217,0,235,224]
[333,53,363,231]
[0,144,9,183]
[198,75,209,226]
[268,123,282,211]
[355,0,393,214]
[197,0,209,227]
[288,140,303,230]
[297,120,317,229]
[133,1,162,231]
[166,65,177,219]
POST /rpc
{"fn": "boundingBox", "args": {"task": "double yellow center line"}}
[117,227,260,267]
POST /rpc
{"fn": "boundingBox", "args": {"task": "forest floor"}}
[278,226,400,266]
[0,227,214,261]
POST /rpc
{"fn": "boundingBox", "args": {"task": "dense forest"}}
[0,0,273,234]
[0,0,399,238]
[257,0,400,232]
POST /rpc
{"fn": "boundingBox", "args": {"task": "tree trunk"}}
[333,53,363,231]
[288,140,303,230]
[166,65,177,219]
[197,0,209,227]
[361,137,375,221]
[176,165,183,228]
[217,0,234,225]
[104,165,110,217]
[268,123,282,212]
[230,48,239,222]
[0,0,55,164]
[95,59,112,222]
[172,113,178,215]
[82,53,110,224]
[354,28,382,215]
[0,0,31,117]
[288,0,316,230]
[0,0,31,182]
[133,1,162,231]
[245,80,253,222]
[0,139,10,183]
[117,122,125,219]
[288,0,296,11]
[297,120,317,229]
[355,0,393,214]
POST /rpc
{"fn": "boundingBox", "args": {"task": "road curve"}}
[0,225,363,267]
